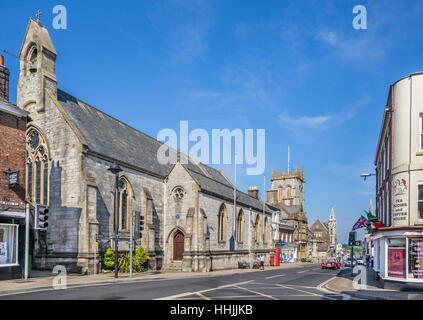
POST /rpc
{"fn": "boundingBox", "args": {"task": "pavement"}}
[324,267,423,300]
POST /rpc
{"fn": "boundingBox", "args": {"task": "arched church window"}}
[255,215,261,244]
[218,204,226,242]
[26,128,49,205]
[118,177,133,231]
[27,46,38,74]
[264,217,269,244]
[236,209,244,243]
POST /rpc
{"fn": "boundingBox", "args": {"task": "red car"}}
[321,259,341,269]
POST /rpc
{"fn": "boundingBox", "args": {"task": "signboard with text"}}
[392,175,408,226]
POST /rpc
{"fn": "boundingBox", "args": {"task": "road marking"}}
[155,280,254,300]
[315,276,357,300]
[297,270,308,273]
[196,292,211,300]
[276,283,336,300]
[233,285,279,300]
[266,274,286,279]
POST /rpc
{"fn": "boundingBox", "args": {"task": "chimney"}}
[0,55,10,102]
[248,186,259,199]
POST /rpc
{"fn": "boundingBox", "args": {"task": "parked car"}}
[345,258,356,267]
[322,259,341,269]
[356,257,364,265]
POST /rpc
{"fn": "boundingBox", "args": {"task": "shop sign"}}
[3,169,19,188]
[392,176,408,226]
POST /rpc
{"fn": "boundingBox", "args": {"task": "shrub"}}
[103,246,149,273]
[133,245,148,271]
[103,248,115,270]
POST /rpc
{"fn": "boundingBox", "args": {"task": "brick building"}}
[0,55,29,278]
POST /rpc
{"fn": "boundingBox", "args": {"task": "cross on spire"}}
[36,9,42,22]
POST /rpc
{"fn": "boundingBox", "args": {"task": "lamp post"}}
[108,161,122,278]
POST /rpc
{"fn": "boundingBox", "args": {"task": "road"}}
[0,264,353,300]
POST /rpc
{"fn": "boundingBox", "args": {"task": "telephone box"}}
[275,248,281,266]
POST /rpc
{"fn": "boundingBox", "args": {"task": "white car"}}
[356,258,364,265]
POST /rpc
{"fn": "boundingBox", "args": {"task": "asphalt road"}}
[0,264,352,300]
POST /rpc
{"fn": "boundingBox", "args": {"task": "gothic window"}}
[264,217,269,244]
[218,204,226,242]
[255,215,261,244]
[117,177,133,231]
[27,45,38,75]
[236,209,244,243]
[172,186,185,201]
[26,128,49,205]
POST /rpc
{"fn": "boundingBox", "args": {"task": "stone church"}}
[309,208,337,262]
[17,18,279,274]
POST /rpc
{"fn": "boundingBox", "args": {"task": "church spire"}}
[369,199,373,214]
[329,207,335,221]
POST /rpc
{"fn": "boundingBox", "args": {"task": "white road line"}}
[315,276,357,300]
[155,280,254,300]
[233,285,278,300]
[265,274,286,279]
[297,270,308,273]
[276,283,336,300]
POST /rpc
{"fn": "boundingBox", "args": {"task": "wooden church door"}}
[173,232,184,261]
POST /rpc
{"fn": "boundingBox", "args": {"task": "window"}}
[218,204,226,242]
[388,238,406,278]
[172,187,185,201]
[420,115,423,151]
[255,215,261,244]
[26,129,49,205]
[0,224,19,267]
[419,184,423,220]
[408,238,423,279]
[236,209,244,243]
[117,177,133,231]
[264,217,269,244]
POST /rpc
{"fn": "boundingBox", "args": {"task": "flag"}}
[364,210,385,229]
[352,215,369,231]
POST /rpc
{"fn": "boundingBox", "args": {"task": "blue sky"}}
[2,0,423,243]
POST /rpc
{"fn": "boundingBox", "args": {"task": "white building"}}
[373,72,423,288]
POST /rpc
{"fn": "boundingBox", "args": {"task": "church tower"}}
[328,207,337,253]
[17,13,58,112]
[267,165,305,208]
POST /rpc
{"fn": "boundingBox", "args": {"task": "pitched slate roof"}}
[57,89,275,213]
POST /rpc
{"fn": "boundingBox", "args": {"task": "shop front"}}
[0,211,26,279]
[372,228,423,287]
[0,223,19,267]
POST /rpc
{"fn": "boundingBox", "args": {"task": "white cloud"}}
[279,113,332,128]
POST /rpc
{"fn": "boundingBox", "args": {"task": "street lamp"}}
[360,173,375,181]
[108,161,122,278]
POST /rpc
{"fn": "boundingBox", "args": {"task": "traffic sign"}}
[93,242,98,247]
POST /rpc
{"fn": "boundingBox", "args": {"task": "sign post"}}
[93,241,98,274]
[24,203,29,280]
[130,214,133,279]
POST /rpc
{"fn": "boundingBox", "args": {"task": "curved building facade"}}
[373,73,423,288]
